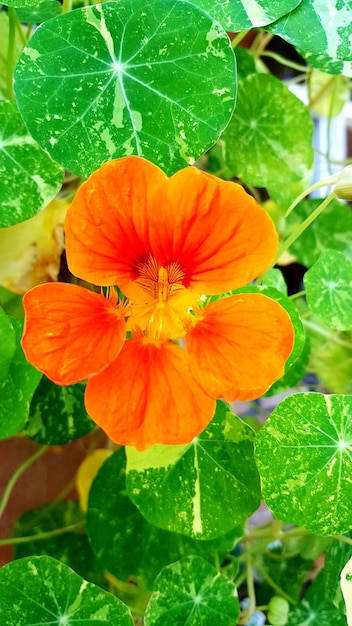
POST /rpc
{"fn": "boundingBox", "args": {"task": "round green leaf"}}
[304,250,352,331]
[255,392,352,535]
[25,376,95,445]
[144,555,240,626]
[14,0,236,178]
[2,0,39,8]
[0,100,64,227]
[286,571,347,626]
[13,500,107,589]
[267,0,352,62]
[16,0,62,24]
[86,447,241,589]
[126,401,261,540]
[261,268,288,295]
[303,307,352,394]
[286,198,352,268]
[189,0,301,31]
[0,555,133,625]
[0,307,16,379]
[221,73,314,187]
[0,318,42,439]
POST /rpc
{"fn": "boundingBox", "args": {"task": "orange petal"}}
[22,283,126,385]
[65,156,167,286]
[85,338,216,450]
[66,157,277,294]
[186,294,294,401]
[149,167,278,294]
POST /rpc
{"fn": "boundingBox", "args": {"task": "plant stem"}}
[256,565,297,605]
[231,30,250,48]
[0,445,48,518]
[6,8,16,99]
[285,178,337,217]
[289,290,306,301]
[336,535,352,546]
[260,51,308,73]
[0,520,85,546]
[62,0,72,13]
[302,319,352,349]
[276,192,336,261]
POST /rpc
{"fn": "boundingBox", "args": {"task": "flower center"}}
[135,255,185,304]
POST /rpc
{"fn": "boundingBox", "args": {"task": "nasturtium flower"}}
[22,156,294,450]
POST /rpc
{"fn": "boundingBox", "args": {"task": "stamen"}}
[134,255,186,303]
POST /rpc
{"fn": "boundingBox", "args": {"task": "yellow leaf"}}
[76,449,113,512]
[0,198,68,293]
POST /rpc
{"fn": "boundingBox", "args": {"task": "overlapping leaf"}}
[86,448,242,588]
[25,377,94,445]
[221,73,314,187]
[14,0,236,177]
[126,401,260,540]
[190,0,301,31]
[268,0,352,62]
[0,318,42,439]
[286,199,352,268]
[0,555,133,625]
[16,0,62,24]
[0,101,64,227]
[13,500,107,589]
[255,392,352,535]
[144,555,240,626]
[304,250,352,331]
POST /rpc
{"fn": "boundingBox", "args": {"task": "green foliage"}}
[0,555,134,625]
[126,401,261,539]
[86,447,242,589]
[267,0,352,62]
[25,377,95,445]
[13,500,107,589]
[144,555,240,625]
[0,101,64,227]
[14,0,236,178]
[221,73,314,188]
[286,198,352,268]
[190,0,302,31]
[255,392,352,535]
[1,0,352,623]
[305,250,352,330]
[0,318,42,439]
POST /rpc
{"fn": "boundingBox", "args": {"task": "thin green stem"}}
[256,565,297,605]
[0,446,48,518]
[0,520,85,547]
[302,319,352,349]
[238,548,256,625]
[336,535,352,546]
[289,290,306,301]
[231,30,250,48]
[285,178,338,217]
[250,30,273,56]
[277,192,336,261]
[6,7,16,99]
[62,0,72,13]
[260,51,308,73]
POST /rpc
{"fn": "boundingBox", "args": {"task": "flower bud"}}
[334,165,352,201]
[267,596,290,626]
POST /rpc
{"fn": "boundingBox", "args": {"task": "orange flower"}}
[22,156,294,450]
